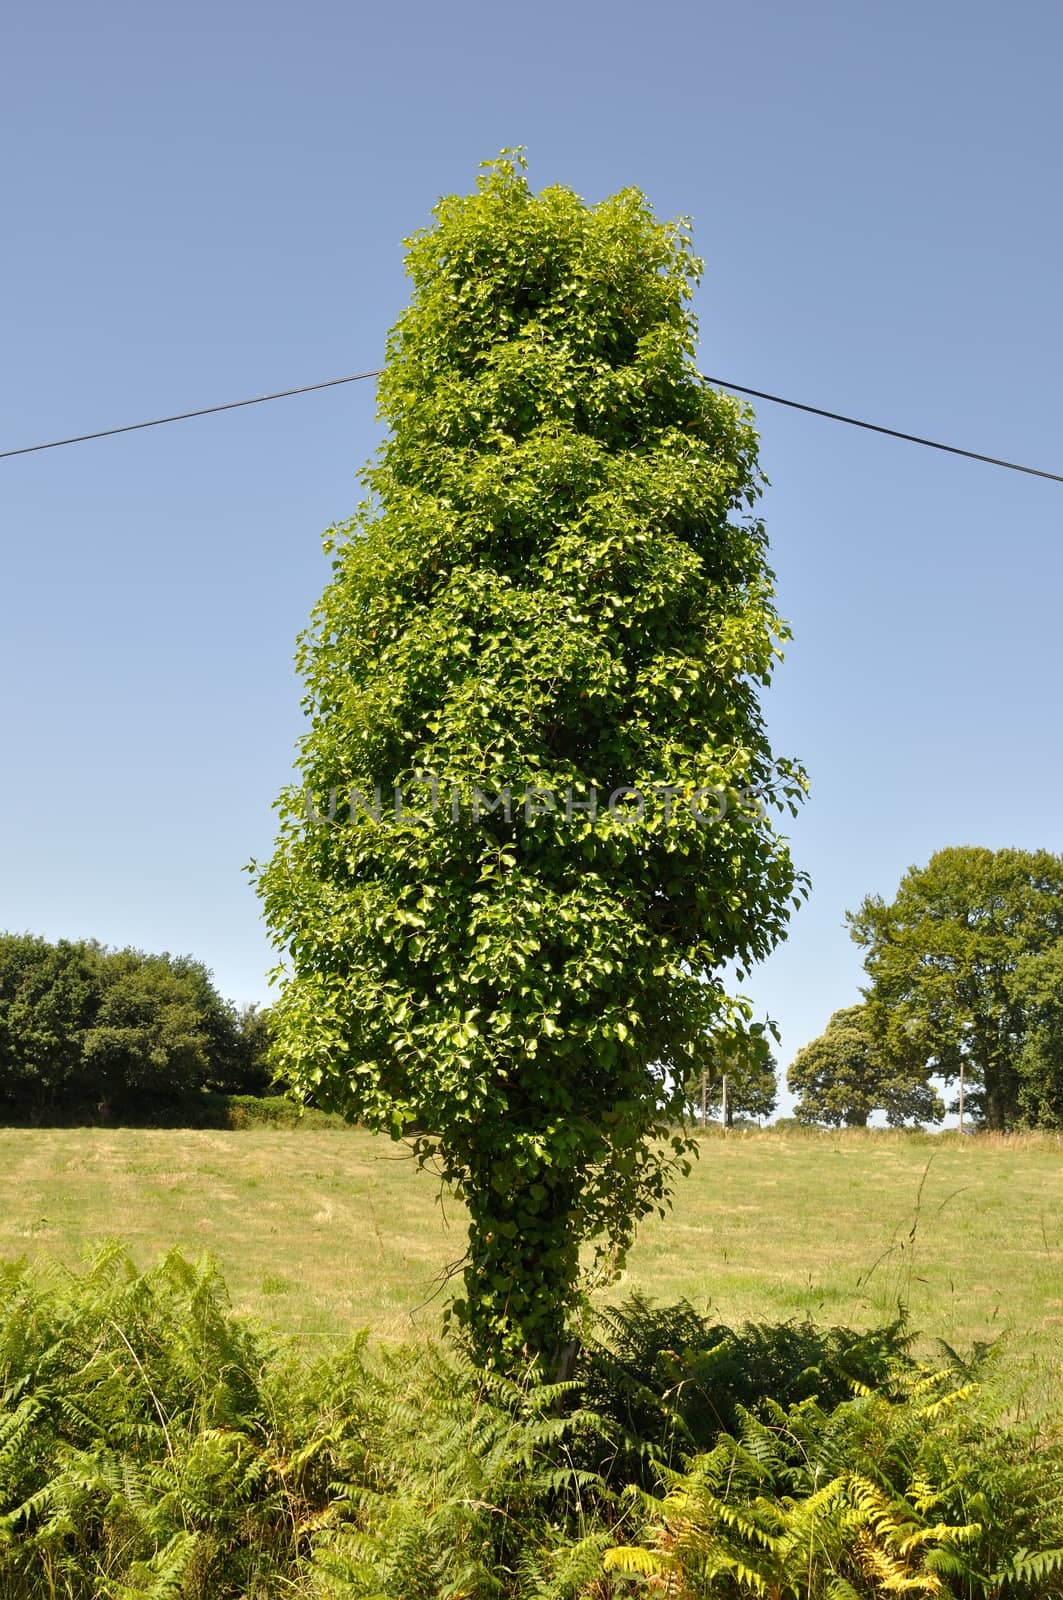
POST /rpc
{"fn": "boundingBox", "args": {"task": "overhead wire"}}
[1,365,1060,483]
[701,377,1063,484]
[0,371,382,460]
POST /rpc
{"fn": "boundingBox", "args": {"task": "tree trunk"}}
[462,1168,581,1370]
[984,1078,1007,1131]
[982,1047,1014,1132]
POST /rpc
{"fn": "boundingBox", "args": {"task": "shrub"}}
[1,1254,1062,1597]
[575,1292,911,1484]
[606,1365,1063,1597]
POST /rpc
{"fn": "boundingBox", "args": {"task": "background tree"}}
[255,152,806,1366]
[1014,943,1063,1130]
[849,847,1063,1131]
[163,954,246,1091]
[226,1003,276,1097]
[689,1023,778,1125]
[787,1004,943,1128]
[0,933,254,1113]
[81,949,244,1106]
[0,934,98,1113]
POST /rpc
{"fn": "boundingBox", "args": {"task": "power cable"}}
[1,365,1060,484]
[703,376,1063,484]
[0,370,382,460]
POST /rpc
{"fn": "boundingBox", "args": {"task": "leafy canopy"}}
[255,152,806,1363]
[688,1022,779,1124]
[787,1002,943,1128]
[849,846,1063,1131]
[1014,942,1063,1129]
[0,932,257,1111]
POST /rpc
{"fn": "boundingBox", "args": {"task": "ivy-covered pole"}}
[255,153,806,1367]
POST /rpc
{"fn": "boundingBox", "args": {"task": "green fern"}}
[605,1363,1063,1599]
[2,1255,1063,1599]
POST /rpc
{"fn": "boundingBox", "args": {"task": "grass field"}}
[1,1124,1061,1376]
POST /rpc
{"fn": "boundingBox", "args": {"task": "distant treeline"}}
[0,932,273,1117]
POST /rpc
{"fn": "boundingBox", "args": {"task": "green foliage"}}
[850,847,1063,1131]
[2,1255,1063,1599]
[227,1003,277,1097]
[307,1346,614,1600]
[689,1023,778,1124]
[788,1004,944,1128]
[1014,942,1063,1129]
[0,933,268,1116]
[0,1247,614,1598]
[574,1293,909,1487]
[255,150,807,1365]
[0,1246,298,1595]
[217,1090,339,1128]
[605,1360,1063,1599]
[81,947,240,1104]
[0,934,98,1110]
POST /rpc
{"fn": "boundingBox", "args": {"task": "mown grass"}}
[633,1128,1063,1390]
[0,1124,1060,1373]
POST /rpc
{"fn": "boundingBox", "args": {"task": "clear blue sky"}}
[3,0,1061,1115]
